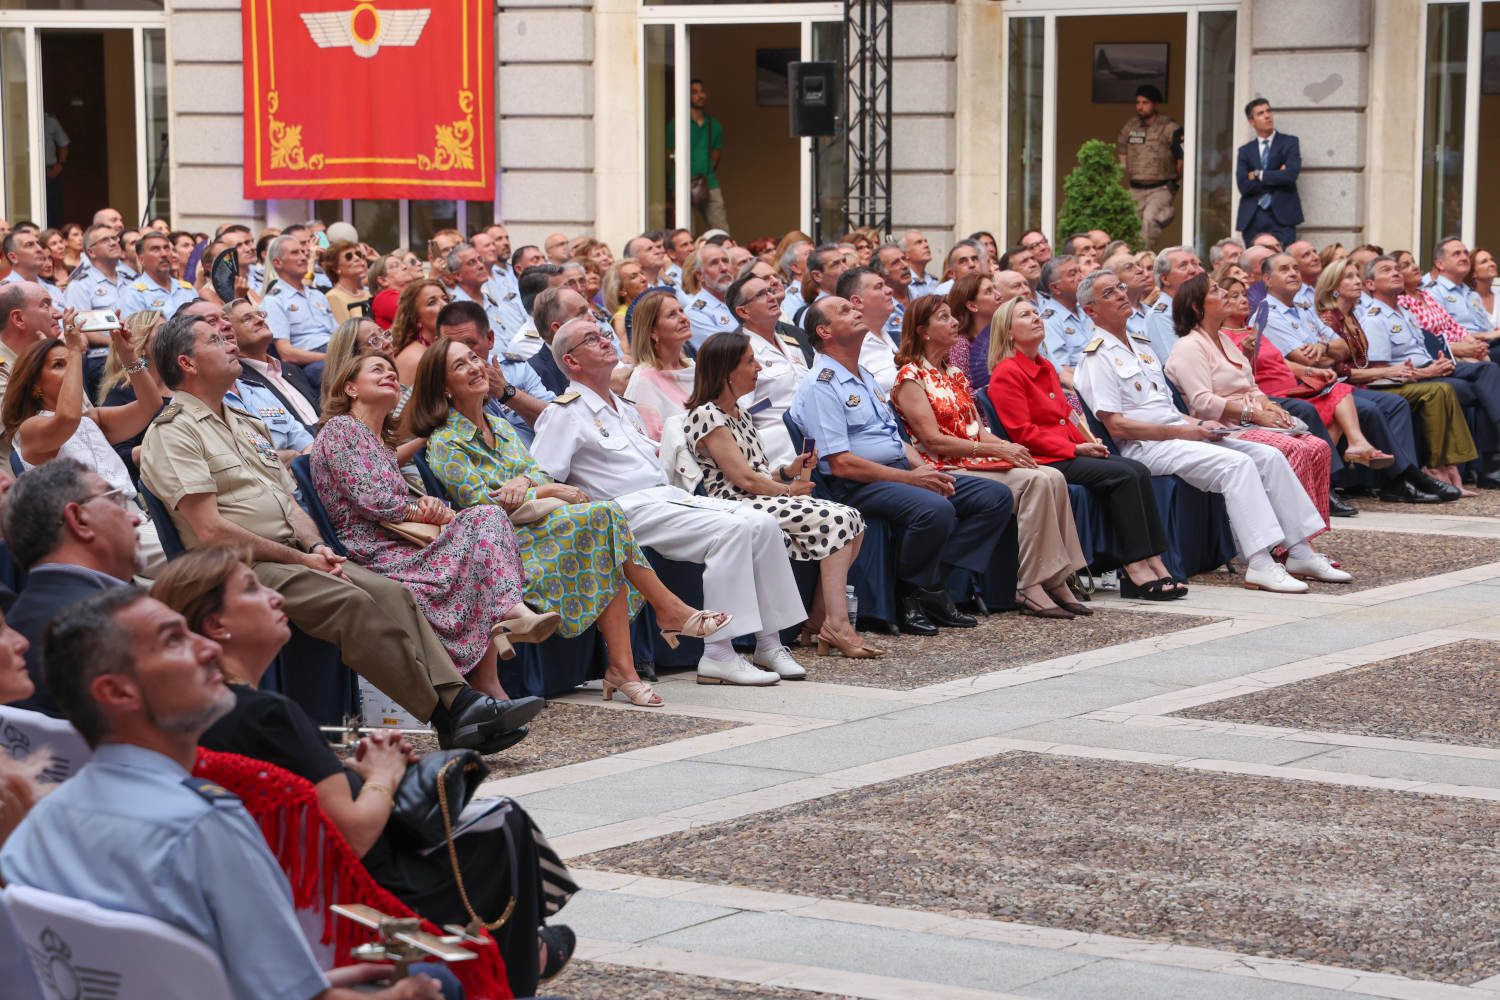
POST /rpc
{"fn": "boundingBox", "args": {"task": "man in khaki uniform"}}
[1115,84,1183,249]
[138,312,542,754]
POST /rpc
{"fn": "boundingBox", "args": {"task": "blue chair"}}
[287,455,349,558]
[7,452,21,477]
[138,481,185,559]
[413,448,454,505]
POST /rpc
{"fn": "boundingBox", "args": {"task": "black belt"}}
[1130,180,1171,189]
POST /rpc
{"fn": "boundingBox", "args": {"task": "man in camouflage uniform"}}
[1115,84,1183,249]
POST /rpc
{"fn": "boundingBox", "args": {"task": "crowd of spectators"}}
[1,199,1498,999]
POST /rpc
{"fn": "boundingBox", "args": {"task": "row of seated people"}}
[0,556,573,999]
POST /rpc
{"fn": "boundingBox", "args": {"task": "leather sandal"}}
[659,609,732,649]
[1119,576,1176,601]
[1016,592,1074,619]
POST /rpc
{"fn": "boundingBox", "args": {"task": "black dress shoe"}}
[897,593,939,636]
[1474,470,1500,490]
[1377,479,1440,504]
[917,586,978,628]
[1329,494,1359,517]
[857,615,901,636]
[635,661,659,683]
[1412,472,1464,500]
[436,690,545,752]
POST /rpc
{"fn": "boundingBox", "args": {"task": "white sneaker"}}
[1284,553,1352,583]
[751,645,807,680]
[1243,563,1310,593]
[696,653,780,686]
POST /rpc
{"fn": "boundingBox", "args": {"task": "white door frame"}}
[998,0,1239,248]
[0,8,167,224]
[637,3,842,237]
[1413,0,1486,248]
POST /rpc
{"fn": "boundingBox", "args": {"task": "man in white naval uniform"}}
[726,271,810,466]
[529,317,808,685]
[1074,270,1348,593]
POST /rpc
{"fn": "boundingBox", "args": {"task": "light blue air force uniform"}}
[1430,274,1495,334]
[452,284,514,346]
[1126,302,1152,350]
[62,262,129,314]
[1041,300,1095,370]
[789,355,906,476]
[489,352,555,447]
[227,380,314,452]
[1141,292,1176,365]
[116,274,196,319]
[1261,298,1338,355]
[682,290,738,348]
[3,271,66,310]
[262,280,336,352]
[907,270,938,300]
[1292,282,1315,311]
[1360,298,1434,366]
[485,266,529,333]
[0,743,331,1000]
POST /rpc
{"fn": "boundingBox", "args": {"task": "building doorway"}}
[641,5,843,241]
[0,14,168,227]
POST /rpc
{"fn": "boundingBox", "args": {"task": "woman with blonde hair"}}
[389,278,449,384]
[624,289,696,439]
[603,260,649,340]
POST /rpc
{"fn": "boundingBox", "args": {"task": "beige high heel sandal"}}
[492,606,563,662]
[658,609,733,649]
[602,677,664,707]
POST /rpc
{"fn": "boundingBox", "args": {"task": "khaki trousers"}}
[1131,184,1176,247]
[957,465,1085,589]
[693,187,730,235]
[254,560,464,721]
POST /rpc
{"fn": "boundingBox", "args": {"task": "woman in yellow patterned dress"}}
[408,338,731,707]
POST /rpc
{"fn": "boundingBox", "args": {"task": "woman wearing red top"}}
[890,295,1088,618]
[987,297,1180,599]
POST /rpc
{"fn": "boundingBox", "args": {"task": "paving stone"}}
[1186,529,1500,593]
[547,960,844,999]
[1177,640,1499,749]
[516,759,807,824]
[409,700,739,777]
[1003,718,1328,766]
[1021,955,1377,1000]
[780,609,1220,690]
[1356,490,1500,517]
[582,752,1500,984]
[558,888,736,942]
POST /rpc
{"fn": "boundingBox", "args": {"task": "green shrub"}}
[1055,138,1142,249]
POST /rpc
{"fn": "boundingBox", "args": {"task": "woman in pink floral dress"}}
[310,352,557,700]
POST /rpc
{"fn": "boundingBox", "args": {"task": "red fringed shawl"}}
[193,748,513,1000]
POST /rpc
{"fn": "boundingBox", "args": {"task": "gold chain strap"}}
[435,756,516,933]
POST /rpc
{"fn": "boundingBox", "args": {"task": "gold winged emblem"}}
[300,4,431,59]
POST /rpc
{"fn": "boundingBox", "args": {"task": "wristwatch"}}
[497,384,517,404]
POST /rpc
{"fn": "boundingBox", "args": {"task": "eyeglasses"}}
[73,486,131,513]
[564,333,607,356]
[199,332,229,347]
[1022,239,1049,252]
[1095,284,1126,301]
[741,286,776,305]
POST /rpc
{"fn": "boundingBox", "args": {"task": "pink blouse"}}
[1163,327,1266,421]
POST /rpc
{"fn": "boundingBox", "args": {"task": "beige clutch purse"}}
[381,520,442,547]
[506,497,567,525]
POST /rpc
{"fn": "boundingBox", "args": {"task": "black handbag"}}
[690,173,710,210]
[386,748,489,847]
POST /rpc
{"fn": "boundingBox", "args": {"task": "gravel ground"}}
[1353,488,1500,517]
[1186,528,1500,593]
[546,961,851,999]
[1178,640,1500,748]
[407,701,739,777]
[779,609,1220,689]
[582,752,1500,984]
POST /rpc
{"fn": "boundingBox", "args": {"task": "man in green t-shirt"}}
[676,78,729,234]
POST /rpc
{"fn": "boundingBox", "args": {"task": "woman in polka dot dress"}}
[684,332,882,659]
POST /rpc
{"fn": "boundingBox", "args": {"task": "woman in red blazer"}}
[987,298,1182,599]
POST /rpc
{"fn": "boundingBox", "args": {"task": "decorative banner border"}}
[243,0,492,199]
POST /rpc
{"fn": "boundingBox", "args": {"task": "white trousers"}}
[615,485,805,640]
[1123,436,1325,558]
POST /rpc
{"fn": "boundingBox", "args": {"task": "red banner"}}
[242,0,493,200]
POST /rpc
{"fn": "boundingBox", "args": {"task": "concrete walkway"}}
[482,506,1500,1000]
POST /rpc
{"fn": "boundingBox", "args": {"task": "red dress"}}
[1222,325,1353,426]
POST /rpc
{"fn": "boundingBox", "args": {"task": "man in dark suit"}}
[1,459,140,715]
[527,286,595,396]
[1235,98,1303,248]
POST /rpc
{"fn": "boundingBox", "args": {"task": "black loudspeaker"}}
[788,61,838,137]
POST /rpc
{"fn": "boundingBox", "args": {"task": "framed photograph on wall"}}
[1092,42,1170,104]
[756,48,798,106]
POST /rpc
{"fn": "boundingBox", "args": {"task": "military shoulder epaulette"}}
[1129,333,1150,343]
[151,402,182,425]
[692,299,706,309]
[1040,308,1055,319]
[553,391,580,405]
[502,353,524,363]
[1153,301,1170,312]
[1082,337,1105,354]
[132,281,148,291]
[817,368,835,382]
[182,777,238,803]
[779,333,801,346]
[1367,306,1381,315]
[177,279,193,290]
[523,329,541,339]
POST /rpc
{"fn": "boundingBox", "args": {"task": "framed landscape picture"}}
[1092,42,1169,104]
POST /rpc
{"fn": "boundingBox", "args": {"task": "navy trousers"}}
[827,465,1014,590]
[1440,361,1500,465]
[1241,206,1296,249]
